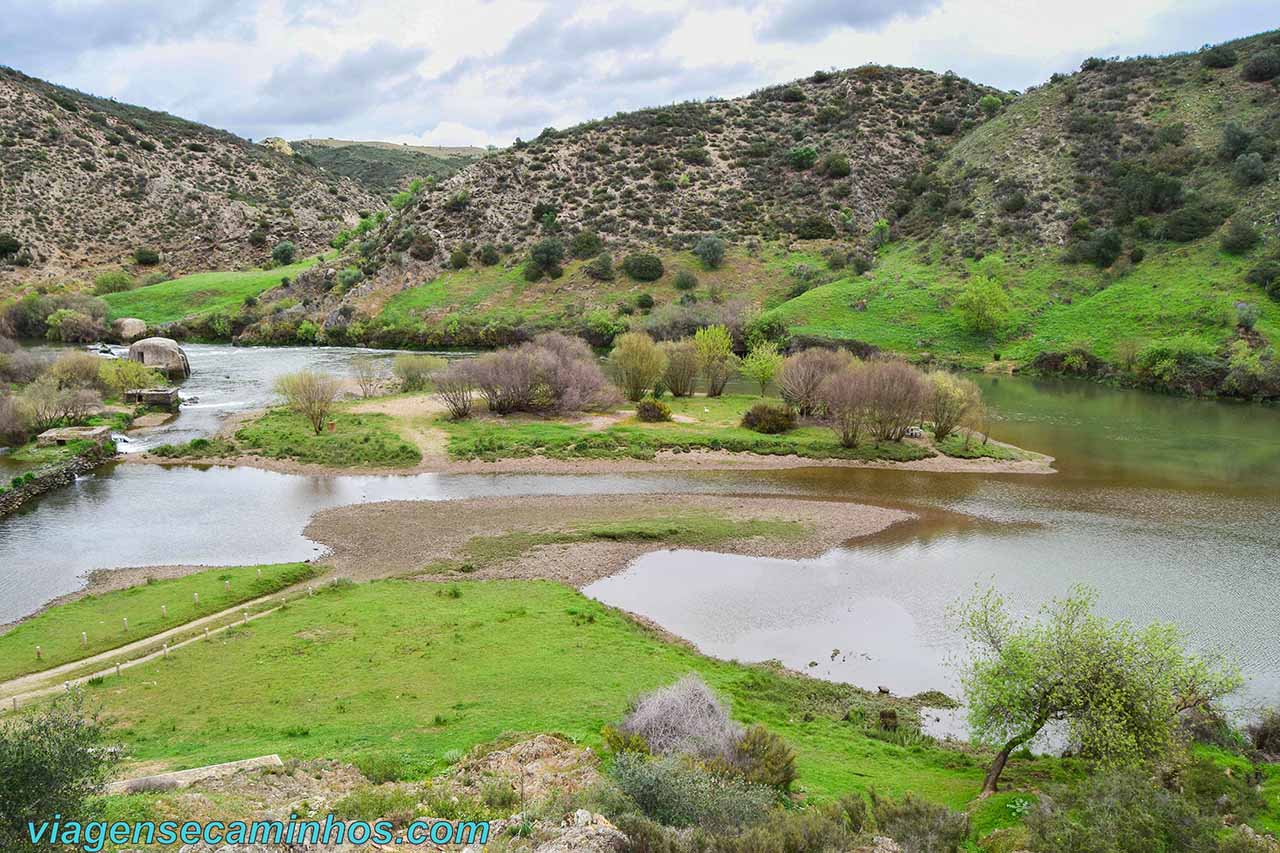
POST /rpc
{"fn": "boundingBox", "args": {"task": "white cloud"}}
[7,0,1275,146]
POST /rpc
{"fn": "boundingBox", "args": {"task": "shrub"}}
[637,293,654,310]
[870,790,969,853]
[610,332,668,401]
[624,253,665,281]
[0,394,30,445]
[740,402,794,435]
[98,359,163,397]
[472,335,617,415]
[274,370,341,434]
[336,267,364,291]
[693,325,738,397]
[674,269,698,291]
[392,353,446,392]
[409,234,437,260]
[1248,708,1280,754]
[92,270,135,295]
[1025,770,1214,853]
[433,360,476,420]
[864,360,928,441]
[349,356,382,398]
[819,366,868,447]
[635,396,671,422]
[571,230,604,259]
[779,348,854,416]
[795,214,835,239]
[45,309,105,343]
[1200,44,1238,68]
[585,252,615,281]
[818,152,851,178]
[0,349,47,385]
[132,247,160,266]
[50,352,106,390]
[1136,335,1219,386]
[448,246,470,270]
[926,371,981,443]
[444,190,470,211]
[1246,260,1280,298]
[478,243,500,266]
[0,694,115,853]
[739,342,783,395]
[660,340,700,397]
[1233,152,1267,186]
[1242,49,1280,82]
[955,276,1011,335]
[1164,202,1225,242]
[1078,229,1123,268]
[20,378,100,430]
[609,753,773,833]
[786,147,817,170]
[1221,219,1260,255]
[618,675,741,761]
[692,236,726,269]
[528,237,566,278]
[1219,123,1255,161]
[979,93,1002,116]
[271,240,296,265]
[0,233,19,258]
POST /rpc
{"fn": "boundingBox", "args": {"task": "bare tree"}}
[350,356,383,399]
[660,339,700,397]
[434,360,476,420]
[275,370,342,435]
[863,360,927,442]
[819,366,870,447]
[778,348,854,416]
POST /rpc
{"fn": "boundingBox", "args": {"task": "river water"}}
[2,346,1278,712]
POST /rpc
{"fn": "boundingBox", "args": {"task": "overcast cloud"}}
[1,0,1273,147]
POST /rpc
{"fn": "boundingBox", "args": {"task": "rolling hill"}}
[288,138,486,196]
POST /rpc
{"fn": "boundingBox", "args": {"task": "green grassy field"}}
[0,564,317,682]
[763,239,1278,368]
[74,578,1019,808]
[101,256,327,323]
[441,393,1000,463]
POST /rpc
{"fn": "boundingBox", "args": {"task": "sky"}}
[2,0,1275,148]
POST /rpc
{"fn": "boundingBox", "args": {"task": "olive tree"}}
[609,332,668,402]
[693,325,739,397]
[1,693,115,852]
[955,585,1241,796]
[275,370,342,434]
[740,342,783,396]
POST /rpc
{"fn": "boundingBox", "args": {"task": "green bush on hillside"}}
[1242,48,1280,82]
[674,269,697,291]
[1233,153,1267,186]
[478,243,500,266]
[132,248,160,266]
[1200,44,1238,68]
[526,238,565,280]
[1246,260,1280,299]
[786,146,817,170]
[0,233,20,258]
[1163,202,1226,242]
[1220,219,1260,255]
[584,252,614,281]
[271,241,296,265]
[692,235,725,269]
[449,246,469,270]
[635,396,671,422]
[570,230,603,259]
[92,270,135,295]
[623,253,664,281]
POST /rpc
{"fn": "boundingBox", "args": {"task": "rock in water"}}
[128,337,191,379]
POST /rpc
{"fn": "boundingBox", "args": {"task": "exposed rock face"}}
[533,811,627,852]
[112,317,148,342]
[127,337,190,379]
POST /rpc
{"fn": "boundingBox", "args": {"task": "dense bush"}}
[92,270,135,295]
[794,215,835,239]
[585,252,615,281]
[786,147,817,170]
[49,352,106,391]
[0,695,115,853]
[1200,44,1238,68]
[610,332,668,401]
[0,349,46,385]
[674,270,698,291]
[20,378,100,431]
[132,247,160,266]
[392,353,446,391]
[1220,219,1260,255]
[45,310,106,343]
[1077,229,1123,268]
[740,402,794,434]
[955,276,1012,334]
[624,253,665,282]
[408,234,437,260]
[610,754,774,833]
[571,230,604,259]
[1246,260,1280,299]
[660,340,700,397]
[98,359,163,397]
[0,233,19,258]
[478,243,500,266]
[637,293,654,310]
[819,366,869,447]
[817,152,851,178]
[1025,770,1214,853]
[472,333,617,414]
[275,370,341,434]
[0,394,30,445]
[635,396,671,422]
[863,360,929,441]
[692,236,726,269]
[779,348,854,416]
[870,791,969,853]
[740,342,783,395]
[926,371,981,442]
[1242,48,1280,82]
[693,325,739,397]
[271,240,296,265]
[1233,152,1267,186]
[1164,202,1226,242]
[528,238,566,279]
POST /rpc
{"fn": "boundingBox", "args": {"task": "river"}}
[2,346,1277,712]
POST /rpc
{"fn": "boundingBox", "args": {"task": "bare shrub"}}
[49,352,105,392]
[1249,708,1280,755]
[820,366,870,447]
[660,340,700,397]
[0,350,47,385]
[528,332,618,413]
[0,336,15,354]
[925,371,981,443]
[778,348,854,416]
[18,378,102,431]
[433,360,476,420]
[0,394,30,445]
[609,332,668,402]
[350,356,383,398]
[864,360,927,442]
[392,353,446,392]
[618,674,742,762]
[275,370,342,434]
[640,299,751,343]
[472,348,546,414]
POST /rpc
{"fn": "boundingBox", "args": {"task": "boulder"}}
[128,337,191,380]
[113,317,148,343]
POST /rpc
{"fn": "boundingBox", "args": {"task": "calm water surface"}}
[3,346,1278,711]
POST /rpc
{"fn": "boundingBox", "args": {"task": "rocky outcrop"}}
[112,317,148,343]
[128,337,190,379]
